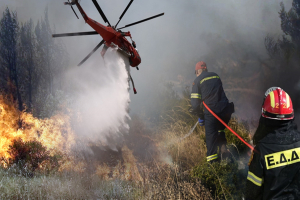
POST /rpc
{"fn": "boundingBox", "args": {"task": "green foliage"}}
[265,0,300,61]
[225,118,251,155]
[3,138,62,176]
[0,7,23,110]
[192,161,247,199]
[264,0,300,116]
[190,118,251,199]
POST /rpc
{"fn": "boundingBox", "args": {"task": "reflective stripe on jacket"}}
[246,120,300,200]
[190,71,229,116]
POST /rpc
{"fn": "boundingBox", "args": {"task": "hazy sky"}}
[0,0,293,119]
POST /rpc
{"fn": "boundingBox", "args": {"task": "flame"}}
[0,95,144,181]
[0,95,75,160]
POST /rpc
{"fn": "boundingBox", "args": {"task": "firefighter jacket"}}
[190,71,229,117]
[246,119,300,200]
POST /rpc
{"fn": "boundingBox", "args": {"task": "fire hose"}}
[180,102,256,153]
[178,121,199,142]
[202,102,257,153]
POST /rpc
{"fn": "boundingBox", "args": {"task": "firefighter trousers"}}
[205,103,233,162]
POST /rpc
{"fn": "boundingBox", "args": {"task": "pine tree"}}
[19,19,38,111]
[0,7,23,110]
[33,7,69,117]
[265,0,300,61]
[35,8,54,95]
[264,0,300,112]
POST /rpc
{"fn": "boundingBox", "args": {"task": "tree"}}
[265,0,300,62]
[0,7,23,110]
[0,7,69,117]
[34,8,69,118]
[35,8,54,95]
[19,19,38,111]
[264,0,300,114]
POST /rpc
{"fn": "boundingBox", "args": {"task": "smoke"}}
[64,49,131,150]
[1,0,299,128]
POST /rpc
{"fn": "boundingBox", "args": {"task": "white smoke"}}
[65,49,131,149]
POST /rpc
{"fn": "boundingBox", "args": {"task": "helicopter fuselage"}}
[74,1,141,67]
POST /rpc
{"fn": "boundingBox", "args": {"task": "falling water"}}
[65,48,131,150]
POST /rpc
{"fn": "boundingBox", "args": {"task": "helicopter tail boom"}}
[68,0,88,21]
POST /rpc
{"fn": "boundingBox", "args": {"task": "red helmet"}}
[262,87,294,120]
[195,61,207,70]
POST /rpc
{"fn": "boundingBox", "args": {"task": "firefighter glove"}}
[198,118,205,126]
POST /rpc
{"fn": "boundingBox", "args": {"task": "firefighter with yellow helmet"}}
[246,87,300,199]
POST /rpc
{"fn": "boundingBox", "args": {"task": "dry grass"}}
[158,120,206,170]
[155,98,207,170]
[134,100,213,199]
[0,168,143,199]
[138,163,213,200]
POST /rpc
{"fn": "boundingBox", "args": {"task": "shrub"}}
[192,161,247,199]
[191,118,251,199]
[2,138,62,176]
[225,118,251,155]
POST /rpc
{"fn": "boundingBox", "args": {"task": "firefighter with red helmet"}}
[190,61,234,162]
[246,87,300,199]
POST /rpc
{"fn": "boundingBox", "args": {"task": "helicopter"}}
[52,0,164,94]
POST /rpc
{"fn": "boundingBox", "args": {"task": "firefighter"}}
[246,87,300,200]
[190,61,234,162]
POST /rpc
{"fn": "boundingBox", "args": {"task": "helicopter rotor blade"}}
[78,40,104,66]
[92,0,111,26]
[118,12,164,30]
[69,0,79,19]
[52,31,98,38]
[115,0,134,28]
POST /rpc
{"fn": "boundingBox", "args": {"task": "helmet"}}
[195,61,207,71]
[262,87,294,120]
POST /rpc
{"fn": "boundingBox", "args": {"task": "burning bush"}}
[1,138,62,176]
